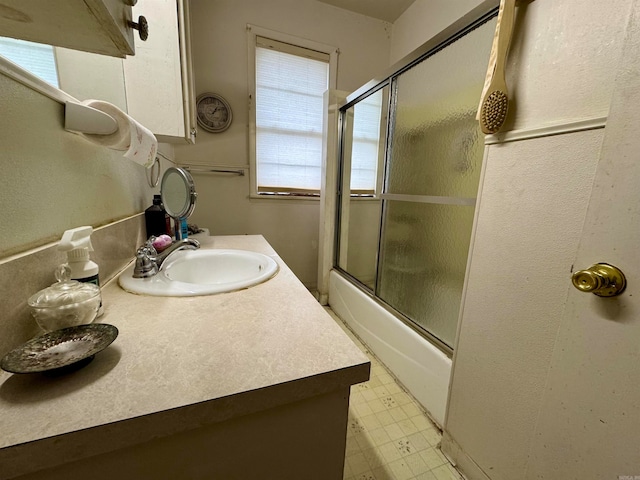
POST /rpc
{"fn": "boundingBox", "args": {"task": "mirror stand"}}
[160,167,197,240]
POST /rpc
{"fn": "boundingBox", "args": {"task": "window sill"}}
[249,193,321,202]
[248,194,381,202]
[348,195,381,202]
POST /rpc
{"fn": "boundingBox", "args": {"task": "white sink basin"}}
[119,249,279,297]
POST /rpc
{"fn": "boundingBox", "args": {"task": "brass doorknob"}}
[571,263,626,297]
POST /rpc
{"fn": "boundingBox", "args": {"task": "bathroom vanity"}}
[0,235,370,479]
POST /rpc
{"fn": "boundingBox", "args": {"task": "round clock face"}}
[196,93,233,133]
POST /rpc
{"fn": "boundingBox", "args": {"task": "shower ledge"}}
[0,235,370,480]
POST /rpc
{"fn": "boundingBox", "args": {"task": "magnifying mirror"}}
[161,167,197,239]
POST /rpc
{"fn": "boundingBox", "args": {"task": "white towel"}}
[81,100,158,168]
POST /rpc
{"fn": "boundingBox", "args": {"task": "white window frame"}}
[247,24,338,199]
[349,87,387,198]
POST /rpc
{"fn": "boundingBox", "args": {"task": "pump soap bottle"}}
[58,226,103,317]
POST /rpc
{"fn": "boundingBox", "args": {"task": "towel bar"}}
[183,166,245,176]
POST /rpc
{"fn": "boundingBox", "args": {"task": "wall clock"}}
[196,93,233,133]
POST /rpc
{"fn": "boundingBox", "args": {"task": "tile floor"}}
[326,308,463,480]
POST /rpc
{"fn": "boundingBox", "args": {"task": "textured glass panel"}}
[341,199,382,289]
[387,17,496,198]
[377,201,475,347]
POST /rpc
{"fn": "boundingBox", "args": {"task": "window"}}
[0,37,58,88]
[248,26,337,197]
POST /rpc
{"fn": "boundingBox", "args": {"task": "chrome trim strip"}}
[380,193,476,206]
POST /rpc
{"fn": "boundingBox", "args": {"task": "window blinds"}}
[255,37,329,193]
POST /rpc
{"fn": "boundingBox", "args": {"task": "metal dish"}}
[1,324,118,374]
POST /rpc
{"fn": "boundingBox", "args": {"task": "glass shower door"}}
[337,86,389,289]
[335,11,496,352]
[376,19,495,348]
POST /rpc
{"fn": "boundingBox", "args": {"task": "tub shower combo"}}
[329,4,498,425]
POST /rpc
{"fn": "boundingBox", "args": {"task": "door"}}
[524,5,640,478]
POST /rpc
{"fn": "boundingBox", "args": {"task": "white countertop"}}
[0,235,370,479]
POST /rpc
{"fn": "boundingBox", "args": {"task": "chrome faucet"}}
[133,237,200,278]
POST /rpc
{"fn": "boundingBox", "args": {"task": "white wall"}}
[0,73,171,259]
[175,0,392,288]
[390,0,487,64]
[437,0,633,479]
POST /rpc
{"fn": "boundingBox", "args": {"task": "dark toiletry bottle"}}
[145,195,169,237]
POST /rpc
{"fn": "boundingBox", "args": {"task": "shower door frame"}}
[334,0,499,356]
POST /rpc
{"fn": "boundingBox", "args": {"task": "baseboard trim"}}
[441,431,492,480]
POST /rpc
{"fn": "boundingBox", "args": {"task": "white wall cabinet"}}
[124,0,196,143]
[0,0,195,144]
[54,0,196,143]
[0,0,136,58]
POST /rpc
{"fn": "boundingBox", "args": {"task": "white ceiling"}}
[316,0,416,22]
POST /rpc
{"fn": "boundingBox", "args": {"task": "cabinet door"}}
[123,0,196,143]
[0,0,134,58]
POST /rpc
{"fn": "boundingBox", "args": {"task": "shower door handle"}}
[571,263,626,297]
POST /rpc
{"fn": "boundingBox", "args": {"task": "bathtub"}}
[329,270,452,427]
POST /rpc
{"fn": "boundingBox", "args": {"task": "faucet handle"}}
[144,236,158,250]
[137,238,158,256]
[133,239,160,278]
[133,250,159,278]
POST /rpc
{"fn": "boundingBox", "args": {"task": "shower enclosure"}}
[329,2,497,423]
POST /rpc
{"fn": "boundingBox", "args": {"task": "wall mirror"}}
[0,36,128,109]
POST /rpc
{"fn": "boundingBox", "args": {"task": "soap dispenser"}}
[58,226,103,317]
